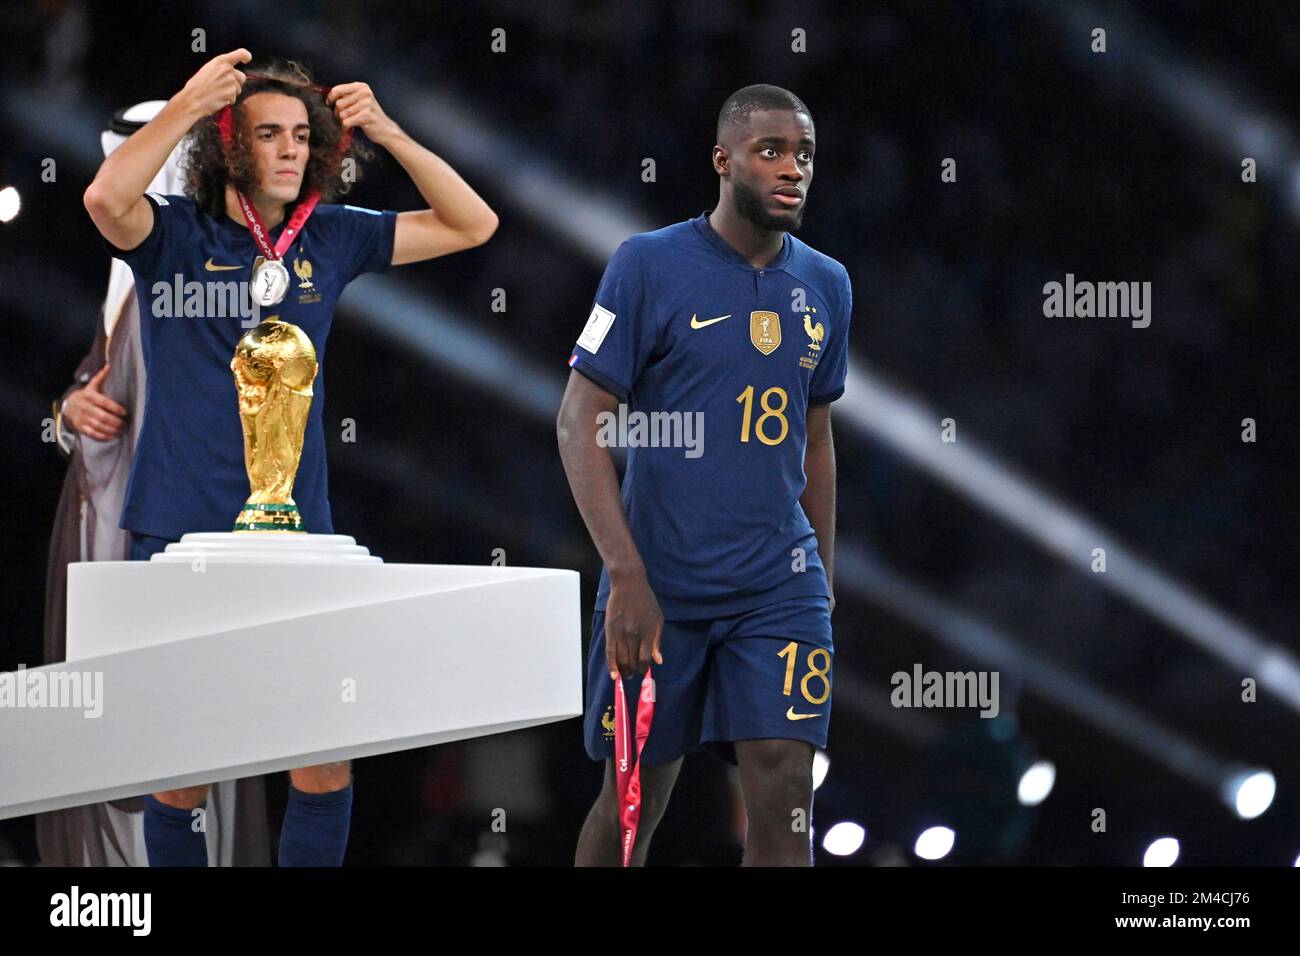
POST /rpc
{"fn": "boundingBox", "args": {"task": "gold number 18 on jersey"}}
[736,385,790,446]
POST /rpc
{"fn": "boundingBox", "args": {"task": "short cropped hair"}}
[716,84,811,142]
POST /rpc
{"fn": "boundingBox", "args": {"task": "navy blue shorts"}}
[583,595,833,767]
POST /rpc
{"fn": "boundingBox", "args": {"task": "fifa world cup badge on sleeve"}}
[578,303,616,353]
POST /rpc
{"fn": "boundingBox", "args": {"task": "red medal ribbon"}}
[235,187,320,262]
[614,668,655,867]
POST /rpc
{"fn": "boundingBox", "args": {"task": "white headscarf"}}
[101,100,190,339]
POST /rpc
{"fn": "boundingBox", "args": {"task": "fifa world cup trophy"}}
[230,318,318,531]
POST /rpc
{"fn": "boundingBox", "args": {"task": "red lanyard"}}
[234,187,319,262]
[614,669,655,867]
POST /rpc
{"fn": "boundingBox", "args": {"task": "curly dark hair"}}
[182,59,373,217]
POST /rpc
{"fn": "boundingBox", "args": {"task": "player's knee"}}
[289,760,352,793]
[742,742,814,804]
[590,781,623,834]
[152,785,210,810]
[638,786,674,825]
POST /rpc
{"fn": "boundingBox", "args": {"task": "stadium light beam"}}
[1143,837,1180,867]
[823,822,866,856]
[836,367,1300,714]
[914,826,955,861]
[812,749,830,791]
[1224,769,1275,820]
[1017,760,1056,807]
[0,186,19,222]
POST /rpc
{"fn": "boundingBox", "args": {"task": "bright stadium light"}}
[1143,837,1180,867]
[0,186,20,222]
[1017,760,1056,806]
[1224,769,1275,819]
[822,822,865,856]
[812,750,830,791]
[914,826,955,861]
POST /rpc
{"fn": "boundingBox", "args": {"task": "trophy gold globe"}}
[230,317,318,532]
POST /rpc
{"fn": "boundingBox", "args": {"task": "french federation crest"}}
[803,312,824,350]
[750,311,781,355]
[293,256,315,290]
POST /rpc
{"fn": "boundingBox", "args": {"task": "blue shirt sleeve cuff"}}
[809,385,844,405]
[568,354,630,401]
[372,209,398,274]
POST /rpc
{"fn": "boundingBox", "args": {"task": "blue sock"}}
[143,795,208,867]
[278,783,353,867]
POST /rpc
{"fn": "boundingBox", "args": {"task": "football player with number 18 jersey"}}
[558,84,851,866]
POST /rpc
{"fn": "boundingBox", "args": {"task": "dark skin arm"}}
[556,369,664,680]
[801,403,837,612]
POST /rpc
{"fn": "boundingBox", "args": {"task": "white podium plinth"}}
[0,533,581,821]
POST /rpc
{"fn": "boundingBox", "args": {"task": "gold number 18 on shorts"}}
[777,641,831,705]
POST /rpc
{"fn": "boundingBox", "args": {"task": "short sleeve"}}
[101,192,178,277]
[329,204,398,284]
[809,267,852,405]
[567,240,657,401]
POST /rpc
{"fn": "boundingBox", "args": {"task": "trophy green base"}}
[233,501,305,532]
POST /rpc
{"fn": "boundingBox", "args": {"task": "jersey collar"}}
[692,209,793,272]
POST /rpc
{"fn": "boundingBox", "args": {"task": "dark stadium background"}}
[1,0,1296,866]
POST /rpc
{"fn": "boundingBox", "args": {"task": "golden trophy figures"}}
[230,318,318,532]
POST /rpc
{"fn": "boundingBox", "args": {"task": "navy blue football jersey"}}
[568,211,851,619]
[108,192,396,539]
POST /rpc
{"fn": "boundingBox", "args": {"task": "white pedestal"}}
[0,533,581,820]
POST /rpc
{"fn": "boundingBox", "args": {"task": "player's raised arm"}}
[556,369,664,680]
[326,82,498,264]
[83,49,251,251]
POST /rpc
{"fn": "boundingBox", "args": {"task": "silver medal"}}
[251,259,290,307]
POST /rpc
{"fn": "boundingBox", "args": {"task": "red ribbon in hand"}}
[614,668,655,867]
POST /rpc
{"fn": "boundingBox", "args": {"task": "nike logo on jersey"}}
[786,707,822,721]
[690,313,732,329]
[204,258,243,272]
